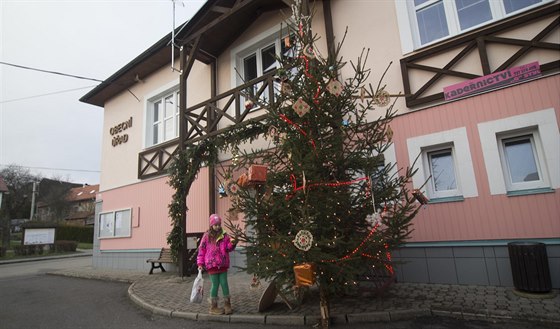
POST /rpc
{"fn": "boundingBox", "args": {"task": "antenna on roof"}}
[171,0,182,73]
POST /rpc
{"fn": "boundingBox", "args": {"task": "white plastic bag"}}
[190,269,204,303]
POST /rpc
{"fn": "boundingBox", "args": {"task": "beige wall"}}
[100,0,559,190]
[100,59,210,191]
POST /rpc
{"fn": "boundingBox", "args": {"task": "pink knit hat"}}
[209,214,221,226]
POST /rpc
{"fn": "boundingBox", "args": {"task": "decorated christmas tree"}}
[214,3,423,328]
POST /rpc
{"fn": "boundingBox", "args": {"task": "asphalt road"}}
[0,257,556,329]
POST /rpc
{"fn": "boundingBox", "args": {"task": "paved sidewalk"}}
[47,265,560,326]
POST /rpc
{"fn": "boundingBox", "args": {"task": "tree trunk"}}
[0,211,10,257]
[319,288,330,329]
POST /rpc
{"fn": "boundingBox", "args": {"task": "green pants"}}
[209,272,230,298]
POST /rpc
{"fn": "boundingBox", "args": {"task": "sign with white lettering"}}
[444,62,541,101]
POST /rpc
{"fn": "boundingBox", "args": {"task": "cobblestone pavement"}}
[48,265,560,326]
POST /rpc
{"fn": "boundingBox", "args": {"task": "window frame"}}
[422,144,462,199]
[407,127,478,202]
[234,35,283,87]
[98,208,132,239]
[497,130,549,192]
[396,0,553,53]
[144,84,180,148]
[477,108,560,195]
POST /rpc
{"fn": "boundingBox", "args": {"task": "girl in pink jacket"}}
[197,214,236,315]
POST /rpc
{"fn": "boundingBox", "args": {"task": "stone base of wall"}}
[92,248,247,275]
[392,243,559,289]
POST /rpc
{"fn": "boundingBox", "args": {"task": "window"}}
[397,0,552,50]
[233,27,294,105]
[98,208,132,238]
[498,132,549,191]
[478,108,559,195]
[407,127,478,201]
[146,90,179,147]
[423,145,461,198]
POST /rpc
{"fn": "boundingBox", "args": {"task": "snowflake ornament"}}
[374,90,391,107]
[293,230,313,251]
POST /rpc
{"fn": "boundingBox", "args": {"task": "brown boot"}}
[224,296,233,315]
[209,297,224,315]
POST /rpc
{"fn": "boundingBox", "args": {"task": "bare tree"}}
[0,165,38,256]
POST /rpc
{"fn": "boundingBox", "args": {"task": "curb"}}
[126,285,560,327]
[50,269,560,326]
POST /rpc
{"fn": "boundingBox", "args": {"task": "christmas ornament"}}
[303,45,315,59]
[294,263,316,286]
[293,229,313,251]
[386,125,394,142]
[237,173,249,187]
[232,148,240,166]
[342,119,349,127]
[249,165,267,183]
[374,90,390,107]
[227,182,240,195]
[250,274,261,289]
[326,79,343,96]
[365,211,381,228]
[292,97,310,117]
[412,189,429,205]
[281,98,293,109]
[281,81,292,95]
[267,125,279,140]
[245,99,255,110]
[360,86,366,102]
[218,184,228,198]
[284,35,291,48]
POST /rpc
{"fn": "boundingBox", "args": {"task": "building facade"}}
[81,0,559,287]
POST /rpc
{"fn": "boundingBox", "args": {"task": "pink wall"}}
[99,168,210,250]
[391,76,560,242]
[98,77,559,249]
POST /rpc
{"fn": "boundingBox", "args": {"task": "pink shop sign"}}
[444,61,541,101]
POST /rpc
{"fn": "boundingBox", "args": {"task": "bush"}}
[56,226,94,243]
[54,240,78,252]
[12,244,46,256]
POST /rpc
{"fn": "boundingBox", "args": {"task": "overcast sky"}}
[0,0,205,185]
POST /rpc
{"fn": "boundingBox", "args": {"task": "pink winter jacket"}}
[196,230,236,274]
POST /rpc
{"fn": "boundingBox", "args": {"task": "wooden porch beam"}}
[496,16,560,72]
[211,5,231,14]
[322,0,336,60]
[180,0,258,46]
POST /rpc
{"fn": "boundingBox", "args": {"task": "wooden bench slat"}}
[146,248,176,274]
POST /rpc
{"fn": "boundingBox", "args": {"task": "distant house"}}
[36,183,99,226]
[65,184,99,226]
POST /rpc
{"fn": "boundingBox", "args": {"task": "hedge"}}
[56,226,94,243]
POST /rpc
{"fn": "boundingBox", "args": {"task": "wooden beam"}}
[211,5,231,14]
[323,0,335,60]
[180,0,257,46]
[184,36,202,78]
[477,37,491,75]
[209,59,217,215]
